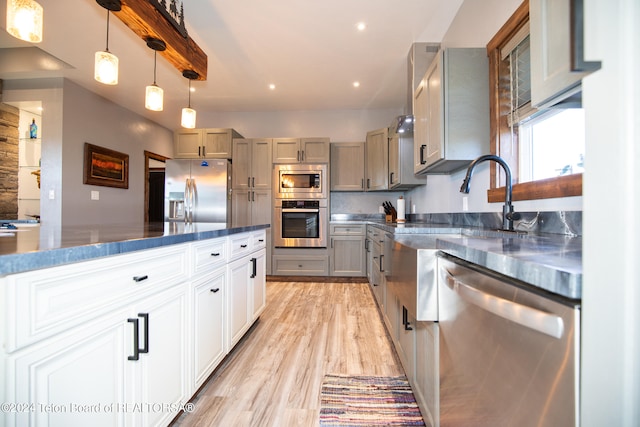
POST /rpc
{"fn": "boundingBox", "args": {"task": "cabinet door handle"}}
[301,150,305,161]
[420,145,426,165]
[252,191,255,202]
[403,306,413,330]
[247,177,251,187]
[367,178,370,189]
[250,257,257,278]
[202,146,206,157]
[252,177,255,188]
[247,191,251,202]
[127,318,139,361]
[133,275,148,283]
[211,252,220,257]
[389,172,395,184]
[379,254,384,272]
[138,313,149,354]
[361,178,364,189]
[330,238,333,248]
[210,288,220,293]
[198,146,201,157]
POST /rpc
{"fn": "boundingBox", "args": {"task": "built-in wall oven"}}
[273,199,327,248]
[273,164,327,199]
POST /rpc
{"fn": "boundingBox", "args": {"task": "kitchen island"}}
[0,222,269,427]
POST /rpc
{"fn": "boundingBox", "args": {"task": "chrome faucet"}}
[460,154,521,231]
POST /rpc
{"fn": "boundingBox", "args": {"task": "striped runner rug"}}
[319,374,426,426]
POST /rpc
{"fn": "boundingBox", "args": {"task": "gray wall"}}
[4,79,174,227]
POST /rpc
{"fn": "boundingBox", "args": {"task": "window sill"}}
[487,173,582,202]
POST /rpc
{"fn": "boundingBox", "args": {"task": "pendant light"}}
[94,0,121,85]
[145,38,166,111]
[6,0,43,43]
[181,70,199,129]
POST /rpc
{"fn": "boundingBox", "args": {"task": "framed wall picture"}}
[83,143,129,189]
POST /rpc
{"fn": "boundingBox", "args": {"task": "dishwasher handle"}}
[441,268,565,339]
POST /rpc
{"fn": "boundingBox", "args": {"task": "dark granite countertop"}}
[333,219,582,300]
[0,222,270,276]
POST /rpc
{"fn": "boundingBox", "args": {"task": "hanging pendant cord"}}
[188,79,192,108]
[153,50,157,84]
[105,10,111,51]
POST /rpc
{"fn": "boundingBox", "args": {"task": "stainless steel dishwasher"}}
[437,252,580,427]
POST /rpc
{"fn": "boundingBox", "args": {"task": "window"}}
[486,1,583,202]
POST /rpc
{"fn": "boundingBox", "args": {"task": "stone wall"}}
[0,103,19,219]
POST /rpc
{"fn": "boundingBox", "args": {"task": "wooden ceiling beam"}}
[112,0,207,80]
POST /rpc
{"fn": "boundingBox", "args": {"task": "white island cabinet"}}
[0,227,267,427]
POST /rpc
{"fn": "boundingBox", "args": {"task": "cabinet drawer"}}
[229,233,252,260]
[192,237,228,275]
[272,255,329,276]
[5,245,188,352]
[330,223,365,236]
[252,230,267,250]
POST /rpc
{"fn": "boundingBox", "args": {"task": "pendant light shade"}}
[145,85,164,111]
[181,70,198,129]
[94,50,119,85]
[94,4,120,85]
[6,0,43,43]
[144,38,166,111]
[181,107,196,129]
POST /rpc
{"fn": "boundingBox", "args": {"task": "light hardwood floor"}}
[172,280,404,427]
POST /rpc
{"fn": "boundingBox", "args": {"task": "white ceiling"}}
[0,0,464,129]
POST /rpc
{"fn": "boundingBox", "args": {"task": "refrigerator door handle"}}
[184,178,190,223]
[189,178,197,223]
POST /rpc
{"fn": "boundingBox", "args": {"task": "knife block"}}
[385,214,396,223]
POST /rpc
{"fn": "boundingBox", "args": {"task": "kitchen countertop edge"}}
[0,223,270,277]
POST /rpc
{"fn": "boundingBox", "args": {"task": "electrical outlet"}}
[462,196,469,211]
[48,189,54,200]
[91,191,100,201]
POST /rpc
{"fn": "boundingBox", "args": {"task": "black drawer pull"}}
[133,275,148,282]
[258,239,264,242]
[211,252,220,257]
[210,288,220,293]
[127,318,139,361]
[240,244,248,248]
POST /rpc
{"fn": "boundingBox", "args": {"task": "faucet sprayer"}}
[460,154,521,231]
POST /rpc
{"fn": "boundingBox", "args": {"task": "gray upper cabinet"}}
[389,130,425,189]
[413,48,489,175]
[174,128,243,159]
[529,0,599,108]
[365,127,389,191]
[231,138,272,228]
[330,142,365,191]
[231,138,272,191]
[272,137,330,164]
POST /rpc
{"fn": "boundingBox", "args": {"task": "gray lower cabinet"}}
[330,223,365,277]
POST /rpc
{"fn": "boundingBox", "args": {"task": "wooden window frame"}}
[486,0,582,202]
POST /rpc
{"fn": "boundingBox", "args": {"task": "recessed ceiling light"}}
[356,22,366,31]
[269,84,276,90]
[353,81,360,88]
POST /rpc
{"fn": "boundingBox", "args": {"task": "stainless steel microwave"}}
[273,164,327,199]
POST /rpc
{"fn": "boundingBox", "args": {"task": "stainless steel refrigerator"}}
[164,159,232,224]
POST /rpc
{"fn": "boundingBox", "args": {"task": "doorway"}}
[144,150,170,223]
